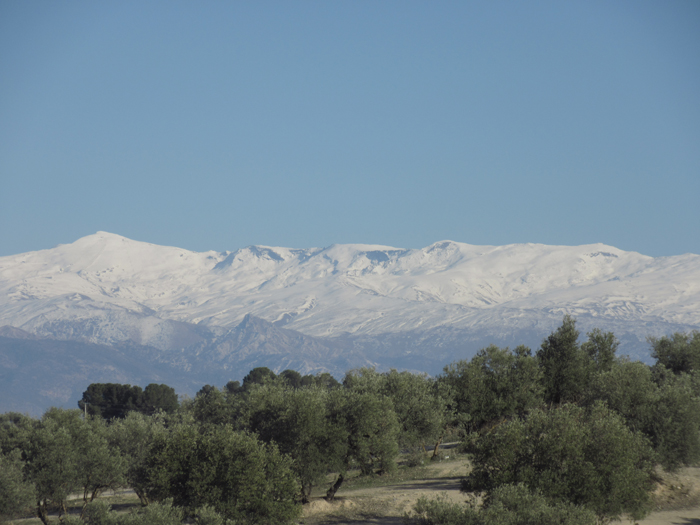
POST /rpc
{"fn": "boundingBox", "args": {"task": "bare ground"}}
[6,457,700,525]
[302,457,700,525]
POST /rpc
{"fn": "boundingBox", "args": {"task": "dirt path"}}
[638,510,700,525]
[303,459,469,524]
[302,460,700,525]
[640,466,700,525]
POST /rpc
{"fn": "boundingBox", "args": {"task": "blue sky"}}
[1,1,698,257]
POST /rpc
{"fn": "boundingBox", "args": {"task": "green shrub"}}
[407,484,596,525]
[463,403,655,522]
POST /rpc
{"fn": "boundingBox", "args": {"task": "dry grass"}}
[302,453,471,525]
[3,490,141,525]
[650,465,700,511]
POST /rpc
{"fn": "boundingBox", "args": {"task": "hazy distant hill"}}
[1,232,699,414]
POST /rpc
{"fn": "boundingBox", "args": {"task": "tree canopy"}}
[4,319,700,525]
[79,383,179,420]
[463,402,656,521]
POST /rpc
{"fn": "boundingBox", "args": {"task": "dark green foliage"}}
[313,372,341,389]
[242,382,348,502]
[279,369,303,388]
[3,409,125,523]
[478,484,597,525]
[342,367,385,393]
[440,345,542,433]
[145,424,300,524]
[27,408,125,519]
[0,411,36,456]
[192,385,231,426]
[536,316,593,405]
[585,359,700,471]
[345,367,449,450]
[584,359,657,434]
[242,367,277,390]
[25,409,81,523]
[651,331,700,375]
[345,368,447,448]
[79,383,178,420]
[196,384,218,397]
[236,375,401,502]
[79,383,145,420]
[580,328,618,372]
[464,403,655,521]
[334,387,400,475]
[142,384,179,415]
[649,373,700,470]
[382,369,447,448]
[410,484,596,525]
[0,449,35,520]
[224,380,242,394]
[108,411,167,505]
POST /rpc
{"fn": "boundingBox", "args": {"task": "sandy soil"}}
[302,459,700,525]
[302,459,469,524]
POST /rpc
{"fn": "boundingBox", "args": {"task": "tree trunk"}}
[134,488,149,506]
[432,435,444,458]
[301,483,313,504]
[36,500,51,525]
[325,473,344,502]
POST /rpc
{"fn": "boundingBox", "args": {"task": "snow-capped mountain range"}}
[1,232,699,414]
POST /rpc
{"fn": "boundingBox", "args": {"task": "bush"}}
[409,494,478,525]
[68,500,236,525]
[463,403,655,522]
[0,449,35,520]
[407,484,596,525]
[479,484,596,525]
[145,425,301,524]
[405,448,428,467]
[586,360,700,470]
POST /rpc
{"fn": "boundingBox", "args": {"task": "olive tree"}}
[344,368,448,451]
[651,331,700,376]
[25,409,125,521]
[585,359,700,471]
[382,369,448,450]
[0,449,36,521]
[241,382,347,503]
[441,345,543,434]
[536,316,593,405]
[145,424,300,524]
[108,411,167,505]
[464,403,656,522]
[649,373,700,470]
[24,413,80,524]
[324,386,400,500]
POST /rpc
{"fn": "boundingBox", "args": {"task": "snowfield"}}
[1,231,698,352]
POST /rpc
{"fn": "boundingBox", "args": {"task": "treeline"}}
[1,317,699,525]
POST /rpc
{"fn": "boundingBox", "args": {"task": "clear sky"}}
[1,1,698,258]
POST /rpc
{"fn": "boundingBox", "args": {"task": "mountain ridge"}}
[3,232,697,338]
[1,232,699,414]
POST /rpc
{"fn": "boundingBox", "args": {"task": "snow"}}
[1,232,699,348]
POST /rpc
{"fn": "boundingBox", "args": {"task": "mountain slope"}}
[1,231,699,415]
[2,232,698,341]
